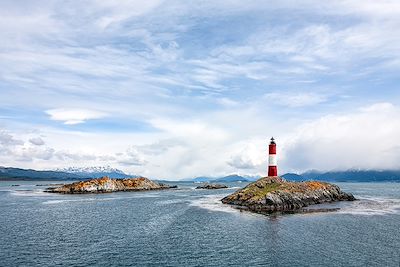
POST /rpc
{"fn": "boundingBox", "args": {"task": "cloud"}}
[281,102,400,172]
[0,131,24,157]
[0,131,24,146]
[1,101,400,179]
[216,98,239,108]
[117,147,147,166]
[226,140,266,170]
[29,137,45,146]
[46,108,108,125]
[133,138,185,155]
[16,147,55,162]
[263,92,328,108]
[227,155,257,169]
[53,151,98,161]
[91,0,164,29]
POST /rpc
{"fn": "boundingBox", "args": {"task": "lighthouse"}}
[268,137,278,177]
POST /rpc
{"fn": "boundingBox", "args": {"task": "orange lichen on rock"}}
[304,181,328,190]
[46,176,175,194]
[221,176,356,213]
[121,177,154,188]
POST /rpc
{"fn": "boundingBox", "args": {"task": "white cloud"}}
[46,108,108,124]
[0,131,24,146]
[117,147,148,166]
[281,102,400,172]
[227,156,255,169]
[225,139,266,170]
[133,138,184,155]
[263,92,328,108]
[15,147,55,162]
[149,118,229,141]
[92,0,164,29]
[29,137,45,146]
[216,98,239,108]
[1,101,400,179]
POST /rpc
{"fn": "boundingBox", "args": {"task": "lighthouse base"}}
[268,166,277,177]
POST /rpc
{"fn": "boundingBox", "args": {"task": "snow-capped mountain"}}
[55,166,134,178]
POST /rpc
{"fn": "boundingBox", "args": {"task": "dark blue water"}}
[1,181,399,267]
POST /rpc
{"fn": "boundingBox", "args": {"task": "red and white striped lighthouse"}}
[268,137,278,177]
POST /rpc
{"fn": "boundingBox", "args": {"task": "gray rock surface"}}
[196,183,228,189]
[221,176,355,213]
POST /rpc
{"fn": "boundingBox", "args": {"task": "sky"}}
[1,0,400,180]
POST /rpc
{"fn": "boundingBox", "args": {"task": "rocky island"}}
[45,176,176,194]
[196,183,228,189]
[221,176,355,213]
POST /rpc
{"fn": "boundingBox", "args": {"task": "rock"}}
[196,183,228,189]
[45,176,176,194]
[160,183,178,189]
[221,176,355,213]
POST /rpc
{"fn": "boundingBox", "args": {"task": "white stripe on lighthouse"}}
[268,155,277,166]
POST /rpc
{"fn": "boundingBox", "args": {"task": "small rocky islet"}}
[221,176,356,213]
[45,176,176,194]
[195,183,228,189]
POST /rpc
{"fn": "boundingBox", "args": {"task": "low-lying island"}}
[45,176,176,194]
[221,176,355,213]
[196,183,228,189]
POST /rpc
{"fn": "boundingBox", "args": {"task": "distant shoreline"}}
[1,178,400,183]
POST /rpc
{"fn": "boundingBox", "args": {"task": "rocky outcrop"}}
[45,176,175,194]
[196,183,228,189]
[221,176,355,213]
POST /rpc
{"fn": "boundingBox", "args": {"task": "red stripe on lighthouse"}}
[268,137,278,177]
[268,166,277,177]
[269,144,276,154]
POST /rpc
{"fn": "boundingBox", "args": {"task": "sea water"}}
[0,181,399,267]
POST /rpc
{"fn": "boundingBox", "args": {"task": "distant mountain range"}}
[282,170,400,182]
[2,166,400,182]
[55,166,132,179]
[193,170,400,183]
[0,166,133,180]
[192,174,260,183]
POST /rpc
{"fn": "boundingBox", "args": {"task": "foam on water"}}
[338,196,400,216]
[42,197,117,205]
[10,190,51,197]
[189,193,400,217]
[10,188,164,199]
[143,208,189,234]
[40,192,169,204]
[189,194,239,214]
[157,199,187,205]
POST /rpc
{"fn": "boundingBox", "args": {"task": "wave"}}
[189,194,400,217]
[338,196,400,216]
[10,190,51,197]
[157,199,187,205]
[189,194,239,214]
[42,197,119,205]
